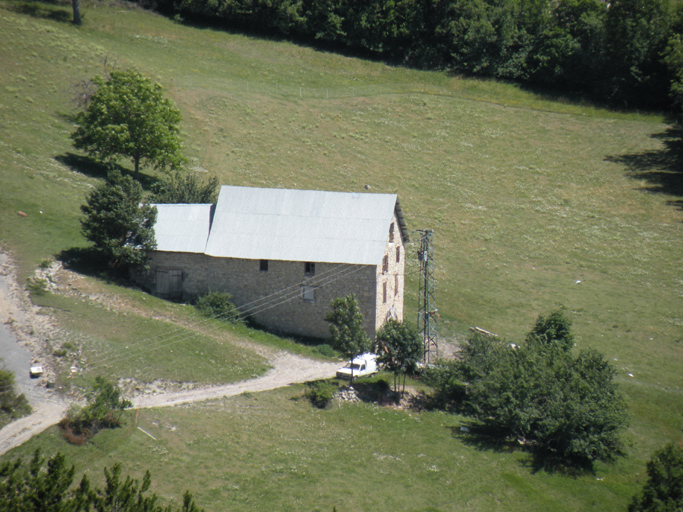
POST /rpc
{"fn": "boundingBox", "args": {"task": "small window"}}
[382,255,388,274]
[396,246,401,263]
[382,281,387,304]
[305,262,315,276]
[302,285,315,302]
[389,222,395,242]
[395,274,399,297]
[260,260,269,272]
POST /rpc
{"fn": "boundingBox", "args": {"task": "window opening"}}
[382,255,388,274]
[389,222,395,242]
[383,281,387,304]
[395,274,399,297]
[396,246,401,263]
[302,286,315,302]
[260,260,269,272]
[305,262,315,276]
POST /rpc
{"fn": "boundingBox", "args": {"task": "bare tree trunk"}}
[72,0,81,25]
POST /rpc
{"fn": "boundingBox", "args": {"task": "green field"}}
[1,1,682,511]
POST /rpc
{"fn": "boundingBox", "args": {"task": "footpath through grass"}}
[0,2,682,511]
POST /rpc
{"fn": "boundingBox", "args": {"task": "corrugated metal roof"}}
[204,186,401,265]
[152,204,213,253]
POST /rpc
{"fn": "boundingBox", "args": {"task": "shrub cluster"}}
[151,171,219,204]
[629,442,683,512]
[60,377,131,445]
[424,310,628,469]
[0,370,31,428]
[194,291,242,323]
[305,380,338,409]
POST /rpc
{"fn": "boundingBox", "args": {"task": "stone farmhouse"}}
[134,185,409,339]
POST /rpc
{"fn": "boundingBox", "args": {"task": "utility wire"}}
[83,264,369,372]
[80,263,358,367]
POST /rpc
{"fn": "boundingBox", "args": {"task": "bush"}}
[195,291,242,323]
[305,380,337,409]
[629,442,683,512]
[151,171,219,204]
[427,314,628,469]
[421,359,466,410]
[526,308,574,352]
[313,344,336,358]
[0,369,31,428]
[60,377,131,444]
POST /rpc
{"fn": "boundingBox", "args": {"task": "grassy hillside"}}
[2,385,655,512]
[1,1,682,511]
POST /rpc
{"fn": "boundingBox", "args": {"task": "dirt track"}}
[0,252,339,456]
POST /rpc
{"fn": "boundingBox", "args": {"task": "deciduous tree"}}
[375,319,422,393]
[71,69,184,179]
[325,295,371,379]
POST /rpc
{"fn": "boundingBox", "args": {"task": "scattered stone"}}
[335,386,359,403]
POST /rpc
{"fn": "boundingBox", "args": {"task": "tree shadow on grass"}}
[449,420,518,454]
[55,246,108,279]
[55,153,111,181]
[449,420,596,476]
[55,247,132,285]
[55,247,117,282]
[55,153,159,191]
[7,0,72,23]
[606,125,683,212]
[344,378,401,405]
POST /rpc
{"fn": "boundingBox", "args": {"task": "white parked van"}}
[336,353,378,380]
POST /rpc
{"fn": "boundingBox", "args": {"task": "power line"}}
[79,263,356,367]
[83,263,369,372]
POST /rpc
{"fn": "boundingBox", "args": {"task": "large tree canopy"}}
[80,170,157,270]
[71,69,184,178]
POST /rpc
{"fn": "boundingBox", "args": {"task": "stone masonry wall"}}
[139,253,378,340]
[374,212,406,330]
[136,213,406,340]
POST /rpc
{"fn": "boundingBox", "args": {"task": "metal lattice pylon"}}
[417,229,438,364]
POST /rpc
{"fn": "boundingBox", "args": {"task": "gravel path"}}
[0,252,339,456]
[131,352,339,409]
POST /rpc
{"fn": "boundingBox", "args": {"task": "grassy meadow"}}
[1,1,682,511]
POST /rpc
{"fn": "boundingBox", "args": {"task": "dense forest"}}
[144,0,683,112]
